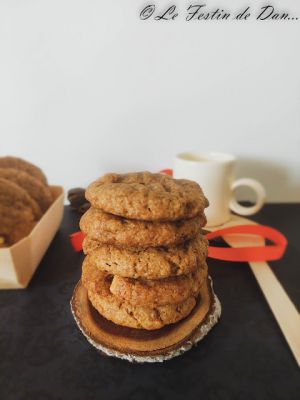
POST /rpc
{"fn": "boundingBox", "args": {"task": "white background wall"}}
[0,0,299,201]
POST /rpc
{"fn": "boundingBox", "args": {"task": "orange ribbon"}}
[70,225,287,262]
[206,225,287,262]
[70,232,85,252]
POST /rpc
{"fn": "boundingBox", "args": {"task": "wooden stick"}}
[249,261,300,367]
[208,215,300,367]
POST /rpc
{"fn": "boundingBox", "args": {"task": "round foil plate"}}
[70,276,221,363]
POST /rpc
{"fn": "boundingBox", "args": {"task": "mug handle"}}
[229,178,266,216]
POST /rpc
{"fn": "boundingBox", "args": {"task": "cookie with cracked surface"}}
[83,236,208,279]
[82,257,198,330]
[0,168,52,213]
[110,265,207,307]
[85,171,208,221]
[0,156,48,185]
[0,178,37,245]
[80,208,206,248]
[0,177,41,220]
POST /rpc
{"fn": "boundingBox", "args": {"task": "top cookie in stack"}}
[80,172,209,330]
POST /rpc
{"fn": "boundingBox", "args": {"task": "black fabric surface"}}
[0,205,299,400]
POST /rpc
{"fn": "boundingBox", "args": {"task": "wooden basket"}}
[0,186,64,289]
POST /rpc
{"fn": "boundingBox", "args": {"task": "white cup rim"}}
[176,152,236,164]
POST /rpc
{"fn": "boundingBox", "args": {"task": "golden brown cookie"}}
[0,177,41,220]
[110,265,207,306]
[0,168,52,213]
[85,172,208,221]
[80,208,206,248]
[0,156,48,185]
[83,236,208,279]
[82,257,198,330]
[0,178,37,245]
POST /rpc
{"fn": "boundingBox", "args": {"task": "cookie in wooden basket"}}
[0,178,38,246]
[0,156,48,185]
[0,168,52,213]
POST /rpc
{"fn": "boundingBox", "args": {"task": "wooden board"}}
[70,276,221,363]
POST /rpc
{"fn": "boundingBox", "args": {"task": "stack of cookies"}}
[0,156,53,247]
[79,172,210,331]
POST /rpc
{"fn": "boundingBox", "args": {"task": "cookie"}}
[83,236,208,279]
[82,258,198,330]
[0,178,37,245]
[85,172,209,221]
[110,264,207,306]
[80,208,206,248]
[0,168,52,213]
[0,156,48,185]
[0,177,41,220]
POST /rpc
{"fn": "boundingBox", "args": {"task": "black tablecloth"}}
[0,205,299,400]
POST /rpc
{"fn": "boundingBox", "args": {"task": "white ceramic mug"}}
[173,152,266,227]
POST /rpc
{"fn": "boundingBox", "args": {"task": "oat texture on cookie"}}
[86,171,208,221]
